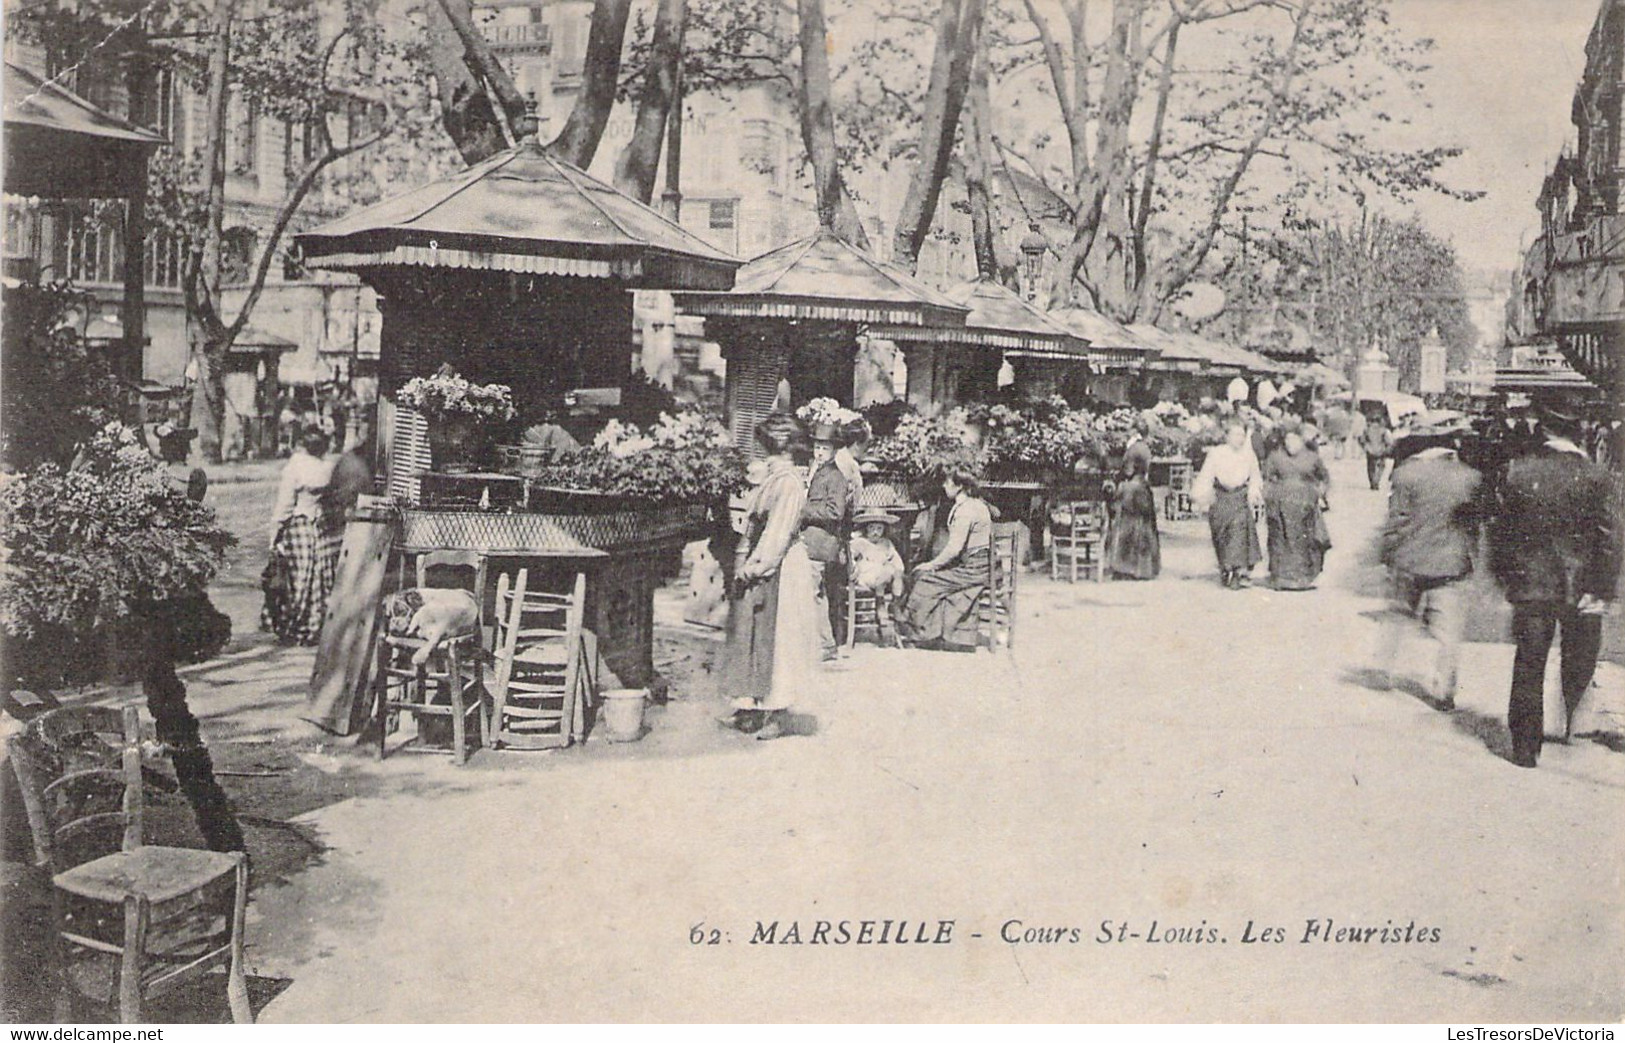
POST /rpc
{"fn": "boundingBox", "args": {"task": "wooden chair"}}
[488,570,596,750]
[1049,500,1108,583]
[1163,461,1197,521]
[412,548,491,644]
[845,573,902,650]
[373,550,490,765]
[978,526,1021,652]
[8,706,250,1024]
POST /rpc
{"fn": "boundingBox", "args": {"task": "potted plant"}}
[395,365,517,473]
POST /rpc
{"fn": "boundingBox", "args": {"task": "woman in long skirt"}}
[899,466,993,652]
[1105,424,1161,580]
[718,414,819,740]
[262,431,340,645]
[1262,425,1332,590]
[1193,420,1263,589]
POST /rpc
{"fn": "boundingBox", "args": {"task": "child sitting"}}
[849,509,906,643]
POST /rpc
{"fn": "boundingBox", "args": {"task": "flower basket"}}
[397,366,516,473]
[426,413,486,474]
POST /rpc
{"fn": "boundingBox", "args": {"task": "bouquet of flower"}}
[529,410,746,505]
[396,366,516,422]
[795,397,859,428]
[965,400,1103,480]
[865,413,983,488]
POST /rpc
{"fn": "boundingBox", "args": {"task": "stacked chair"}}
[1049,499,1108,583]
[488,569,594,750]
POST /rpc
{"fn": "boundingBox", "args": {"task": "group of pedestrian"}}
[1366,405,1617,768]
[718,412,1006,739]
[261,428,374,646]
[1189,407,1333,591]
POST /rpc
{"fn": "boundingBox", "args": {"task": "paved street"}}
[153,454,1609,1024]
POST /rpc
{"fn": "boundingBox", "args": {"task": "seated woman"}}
[898,466,992,652]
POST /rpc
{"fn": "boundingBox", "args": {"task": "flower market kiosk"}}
[292,119,741,738]
[672,231,970,453]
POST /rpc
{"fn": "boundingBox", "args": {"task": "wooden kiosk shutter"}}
[726,345,788,459]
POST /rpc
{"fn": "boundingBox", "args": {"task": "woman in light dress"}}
[1193,420,1264,589]
[718,414,820,740]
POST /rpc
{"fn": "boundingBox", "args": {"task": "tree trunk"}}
[963,42,1003,284]
[797,0,867,246]
[425,0,524,164]
[1130,17,1180,319]
[891,0,985,272]
[613,0,686,204]
[139,606,244,854]
[1047,0,1145,309]
[190,0,234,463]
[549,0,634,168]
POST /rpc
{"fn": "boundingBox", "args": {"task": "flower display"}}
[528,409,746,506]
[396,366,516,421]
[962,399,1105,480]
[865,413,983,486]
[795,397,860,428]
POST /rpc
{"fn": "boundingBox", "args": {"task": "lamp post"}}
[1019,222,1047,303]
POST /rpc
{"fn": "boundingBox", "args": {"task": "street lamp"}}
[1019,222,1047,303]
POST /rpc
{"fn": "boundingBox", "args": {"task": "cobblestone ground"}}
[13,456,1621,1022]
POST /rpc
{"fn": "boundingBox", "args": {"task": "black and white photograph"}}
[0,0,1620,1026]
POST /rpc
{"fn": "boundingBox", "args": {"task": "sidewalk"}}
[10,453,1623,1021]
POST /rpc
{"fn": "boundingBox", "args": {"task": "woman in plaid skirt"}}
[262,431,340,645]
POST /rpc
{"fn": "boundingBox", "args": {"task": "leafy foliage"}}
[526,411,748,505]
[0,424,236,686]
[1201,212,1476,390]
[990,0,1482,320]
[0,280,124,473]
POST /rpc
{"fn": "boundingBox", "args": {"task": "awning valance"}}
[674,232,968,328]
[294,139,740,291]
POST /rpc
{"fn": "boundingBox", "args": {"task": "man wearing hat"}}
[802,421,855,661]
[1489,407,1620,768]
[1376,426,1483,709]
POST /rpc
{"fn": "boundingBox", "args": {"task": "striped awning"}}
[294,139,740,291]
[871,279,1087,359]
[674,232,968,329]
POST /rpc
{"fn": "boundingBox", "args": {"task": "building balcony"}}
[481,22,551,52]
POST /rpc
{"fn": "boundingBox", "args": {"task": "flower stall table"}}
[978,480,1048,569]
[395,499,714,698]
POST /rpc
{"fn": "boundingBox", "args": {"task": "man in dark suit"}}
[803,423,854,661]
[1377,430,1483,709]
[1489,409,1620,768]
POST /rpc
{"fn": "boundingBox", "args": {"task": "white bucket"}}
[600,688,648,742]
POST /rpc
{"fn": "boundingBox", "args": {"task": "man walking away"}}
[1361,415,1392,490]
[1376,429,1482,709]
[1489,408,1620,768]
